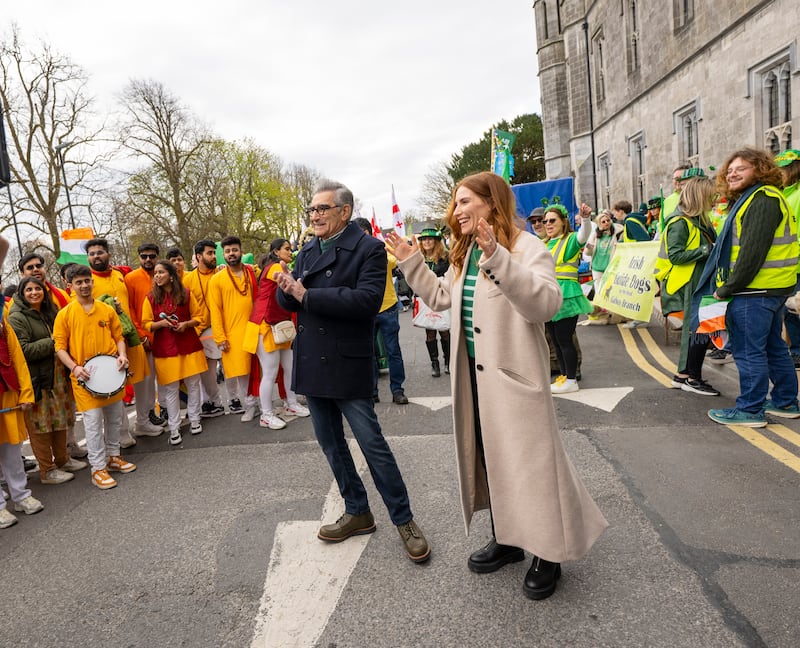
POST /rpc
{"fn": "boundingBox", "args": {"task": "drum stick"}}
[0,404,24,414]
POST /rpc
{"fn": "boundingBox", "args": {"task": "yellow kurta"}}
[182,268,216,333]
[258,264,293,354]
[53,299,126,412]
[141,294,208,385]
[0,316,35,445]
[208,266,256,378]
[91,268,148,384]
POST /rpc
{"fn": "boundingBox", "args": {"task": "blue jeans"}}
[782,276,800,357]
[374,303,406,394]
[727,295,799,413]
[306,395,412,526]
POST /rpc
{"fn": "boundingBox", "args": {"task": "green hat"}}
[679,167,706,181]
[418,227,442,239]
[775,149,800,167]
[647,197,661,210]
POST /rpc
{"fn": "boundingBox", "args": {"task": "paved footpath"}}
[2,309,797,647]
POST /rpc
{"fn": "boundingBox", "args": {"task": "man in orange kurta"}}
[54,264,137,491]
[86,239,161,443]
[124,243,164,437]
[208,236,258,419]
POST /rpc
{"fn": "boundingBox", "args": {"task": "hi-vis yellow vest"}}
[654,215,700,293]
[550,234,579,282]
[726,185,798,290]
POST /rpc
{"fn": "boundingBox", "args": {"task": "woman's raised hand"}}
[385,232,417,261]
[475,217,498,258]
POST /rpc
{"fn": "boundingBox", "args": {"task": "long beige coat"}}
[400,233,608,562]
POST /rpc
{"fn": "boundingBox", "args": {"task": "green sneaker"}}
[708,408,767,428]
[763,400,800,419]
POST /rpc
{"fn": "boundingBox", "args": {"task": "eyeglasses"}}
[24,263,44,270]
[139,253,158,260]
[304,204,340,216]
[543,218,560,225]
[528,218,543,224]
[726,165,753,176]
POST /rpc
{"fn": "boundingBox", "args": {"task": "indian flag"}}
[56,227,94,266]
[696,295,729,349]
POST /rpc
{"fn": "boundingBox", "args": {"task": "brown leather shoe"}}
[318,512,376,542]
[397,519,430,563]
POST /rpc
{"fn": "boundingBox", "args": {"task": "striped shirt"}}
[461,246,482,358]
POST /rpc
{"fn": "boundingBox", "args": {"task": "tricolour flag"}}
[371,207,383,240]
[490,128,517,183]
[391,185,404,237]
[56,227,95,266]
[696,295,729,349]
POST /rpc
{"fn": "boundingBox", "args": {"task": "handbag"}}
[411,297,451,331]
[271,319,297,345]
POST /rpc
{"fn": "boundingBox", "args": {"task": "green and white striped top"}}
[461,246,482,358]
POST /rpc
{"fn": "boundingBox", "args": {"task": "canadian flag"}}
[391,185,405,237]
[371,207,383,240]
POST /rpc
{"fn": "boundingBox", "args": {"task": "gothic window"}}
[627,1,640,74]
[750,49,794,154]
[627,131,647,206]
[674,0,694,30]
[536,2,549,42]
[592,29,606,103]
[673,100,701,166]
[598,153,611,210]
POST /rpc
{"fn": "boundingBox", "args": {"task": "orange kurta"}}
[53,299,126,412]
[91,268,148,384]
[0,315,35,445]
[124,266,154,341]
[141,294,208,385]
[208,266,256,379]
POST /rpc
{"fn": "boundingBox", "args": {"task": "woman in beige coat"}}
[386,172,607,600]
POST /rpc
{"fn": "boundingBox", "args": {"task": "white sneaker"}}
[120,434,137,449]
[190,422,203,435]
[259,412,287,430]
[284,402,310,417]
[41,469,75,485]
[60,458,89,472]
[241,405,259,423]
[0,508,18,528]
[551,379,579,394]
[168,430,182,446]
[14,496,44,515]
[134,421,164,437]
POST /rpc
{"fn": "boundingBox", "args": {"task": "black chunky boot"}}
[426,340,440,377]
[441,337,450,374]
[431,359,441,377]
[522,556,561,600]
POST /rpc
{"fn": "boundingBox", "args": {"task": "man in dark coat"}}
[276,179,430,563]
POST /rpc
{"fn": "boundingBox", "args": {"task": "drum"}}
[78,354,127,398]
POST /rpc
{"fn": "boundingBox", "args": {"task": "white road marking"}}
[407,396,452,411]
[552,386,633,412]
[250,440,370,648]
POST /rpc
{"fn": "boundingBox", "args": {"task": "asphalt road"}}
[2,309,798,647]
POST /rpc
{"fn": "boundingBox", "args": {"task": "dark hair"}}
[220,235,241,248]
[716,147,784,200]
[67,264,92,282]
[18,252,45,272]
[3,284,17,298]
[352,217,371,235]
[194,239,216,256]
[17,277,58,323]
[781,160,800,189]
[59,262,76,281]
[268,238,290,263]
[612,200,632,214]
[149,261,188,306]
[137,242,160,255]
[166,247,183,260]
[85,238,108,252]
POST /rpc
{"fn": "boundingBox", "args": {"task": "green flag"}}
[491,129,516,183]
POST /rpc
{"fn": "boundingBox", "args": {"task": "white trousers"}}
[81,400,124,471]
[160,375,202,432]
[225,374,256,407]
[199,356,221,405]
[134,350,157,424]
[254,335,296,413]
[0,442,32,508]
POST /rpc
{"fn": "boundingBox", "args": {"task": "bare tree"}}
[0,25,105,255]
[417,160,454,219]
[117,79,209,253]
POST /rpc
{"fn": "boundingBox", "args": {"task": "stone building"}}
[533,0,798,210]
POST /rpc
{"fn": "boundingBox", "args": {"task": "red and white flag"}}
[391,185,405,237]
[370,207,383,240]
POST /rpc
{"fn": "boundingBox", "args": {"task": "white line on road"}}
[407,396,452,411]
[250,440,369,648]
[552,386,633,412]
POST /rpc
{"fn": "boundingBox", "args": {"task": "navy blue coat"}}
[277,222,387,399]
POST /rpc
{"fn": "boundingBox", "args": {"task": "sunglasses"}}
[528,218,543,224]
[139,253,158,260]
[543,218,561,225]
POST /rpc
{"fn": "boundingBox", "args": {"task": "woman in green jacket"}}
[659,177,719,395]
[8,277,87,484]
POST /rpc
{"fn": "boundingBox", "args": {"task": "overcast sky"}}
[6,1,541,228]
